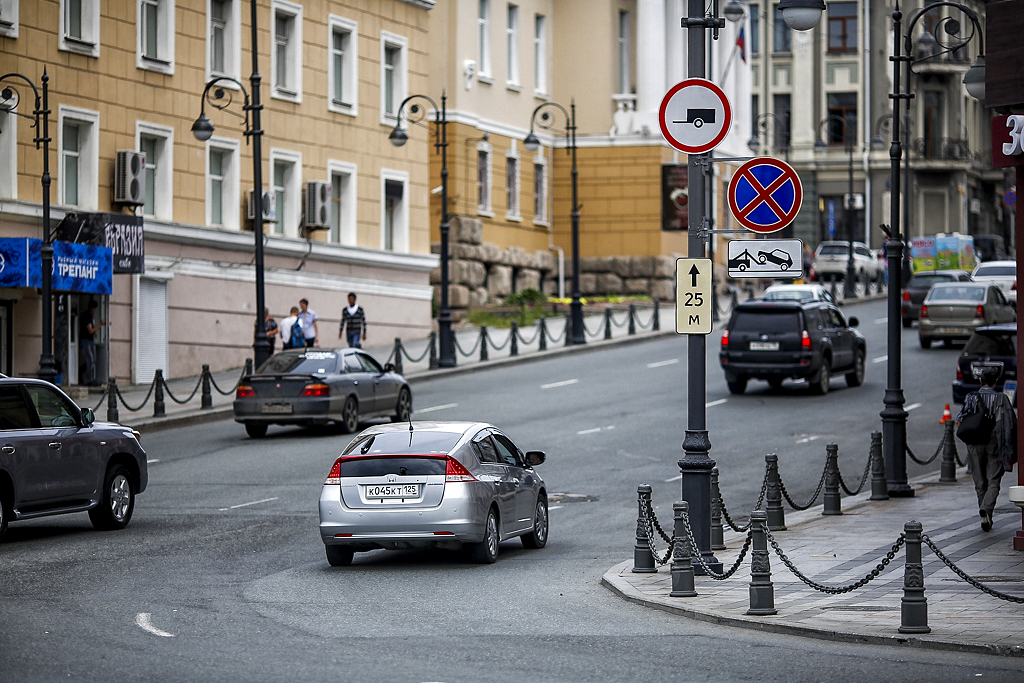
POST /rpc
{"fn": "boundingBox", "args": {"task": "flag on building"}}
[737,27,746,63]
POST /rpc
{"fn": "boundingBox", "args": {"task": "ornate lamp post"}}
[0,70,57,383]
[389,93,455,368]
[524,102,583,345]
[815,114,857,298]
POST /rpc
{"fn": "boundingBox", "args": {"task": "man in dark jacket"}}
[339,292,366,348]
[956,365,1017,531]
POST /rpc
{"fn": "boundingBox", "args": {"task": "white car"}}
[761,284,837,305]
[811,241,883,284]
[971,260,1017,303]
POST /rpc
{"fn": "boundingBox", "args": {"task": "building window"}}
[827,92,857,145]
[209,150,225,226]
[60,0,99,56]
[58,106,99,210]
[922,90,943,158]
[506,152,520,219]
[138,0,175,74]
[478,0,491,78]
[136,122,174,221]
[773,5,791,53]
[328,161,357,245]
[271,0,303,102]
[772,93,791,150]
[618,10,632,94]
[827,2,857,53]
[533,157,547,224]
[208,0,240,81]
[328,15,358,115]
[381,172,409,252]
[477,143,492,215]
[140,138,158,217]
[506,4,519,87]
[380,32,408,124]
[270,150,301,237]
[62,123,80,207]
[534,14,547,95]
[0,0,20,39]
[206,138,239,230]
[750,8,759,55]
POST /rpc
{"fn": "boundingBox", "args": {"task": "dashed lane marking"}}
[706,399,728,407]
[577,427,601,435]
[147,459,160,464]
[647,359,680,368]
[541,379,579,389]
[796,435,822,444]
[548,506,563,511]
[874,318,887,325]
[665,474,682,482]
[219,497,279,511]
[135,613,174,638]
[872,356,888,364]
[906,403,922,412]
[416,403,458,414]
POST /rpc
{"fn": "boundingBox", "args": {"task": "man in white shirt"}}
[279,306,301,349]
[298,298,319,347]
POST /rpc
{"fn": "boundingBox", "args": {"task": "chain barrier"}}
[452,333,482,358]
[544,320,566,344]
[210,368,246,396]
[609,310,629,328]
[160,375,204,405]
[638,500,673,565]
[766,526,906,594]
[515,324,542,346]
[719,469,769,532]
[90,389,109,411]
[486,328,513,351]
[953,439,966,468]
[680,508,753,580]
[114,380,157,413]
[582,316,604,339]
[634,308,655,330]
[922,535,1024,604]
[778,462,828,511]
[838,453,872,496]
[400,340,433,364]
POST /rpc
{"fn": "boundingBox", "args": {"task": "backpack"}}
[289,320,304,348]
[956,395,996,446]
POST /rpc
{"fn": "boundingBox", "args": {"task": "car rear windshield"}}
[257,351,338,375]
[908,274,956,288]
[817,244,848,256]
[928,285,985,302]
[963,332,1016,357]
[974,265,1015,277]
[336,456,447,477]
[731,310,802,334]
[343,431,462,456]
[763,290,813,302]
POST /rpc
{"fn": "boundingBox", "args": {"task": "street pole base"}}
[692,552,722,576]
[438,358,457,368]
[888,484,915,498]
[1014,530,1024,552]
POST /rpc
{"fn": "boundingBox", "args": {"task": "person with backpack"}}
[279,306,302,349]
[955,364,1017,532]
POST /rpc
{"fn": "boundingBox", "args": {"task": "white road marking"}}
[647,359,679,368]
[906,403,922,412]
[416,403,458,414]
[147,459,160,464]
[872,355,888,364]
[665,474,682,482]
[541,379,579,389]
[796,435,822,444]
[605,425,615,430]
[548,506,563,511]
[219,497,279,511]
[135,613,174,638]
[874,318,887,325]
[706,399,728,407]
[576,427,601,435]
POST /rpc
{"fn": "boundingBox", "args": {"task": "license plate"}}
[749,341,780,351]
[365,484,420,499]
[936,327,965,335]
[260,403,292,414]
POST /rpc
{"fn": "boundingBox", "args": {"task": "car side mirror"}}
[525,450,546,466]
[81,407,95,427]
[847,316,859,328]
[384,363,395,373]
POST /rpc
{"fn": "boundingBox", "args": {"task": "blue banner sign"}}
[0,238,112,294]
[0,238,33,288]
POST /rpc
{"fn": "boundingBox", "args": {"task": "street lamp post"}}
[191,0,270,371]
[816,115,857,298]
[389,93,455,368]
[0,70,57,383]
[524,102,583,345]
[885,1,985,495]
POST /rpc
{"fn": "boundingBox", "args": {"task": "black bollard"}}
[538,318,547,351]
[428,331,438,370]
[628,303,637,335]
[201,365,213,409]
[898,520,930,634]
[243,358,254,377]
[939,420,957,483]
[765,454,786,530]
[823,443,842,515]
[106,376,119,424]
[603,307,612,340]
[670,501,698,597]
[479,326,489,362]
[746,510,777,616]
[710,467,726,550]
[153,369,166,418]
[870,431,889,501]
[393,338,404,376]
[564,311,572,347]
[652,299,660,331]
[632,485,657,573]
[509,321,519,357]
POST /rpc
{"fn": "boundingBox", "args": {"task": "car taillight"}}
[920,304,928,319]
[975,305,985,319]
[324,458,342,485]
[902,290,910,301]
[302,383,330,397]
[236,385,255,398]
[445,457,477,482]
[801,330,812,348]
[721,330,729,347]
[956,367,963,381]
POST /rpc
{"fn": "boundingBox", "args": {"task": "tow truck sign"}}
[727,239,803,279]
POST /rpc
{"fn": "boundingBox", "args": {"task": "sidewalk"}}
[603,469,1024,657]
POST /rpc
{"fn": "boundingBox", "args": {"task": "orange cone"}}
[939,403,952,424]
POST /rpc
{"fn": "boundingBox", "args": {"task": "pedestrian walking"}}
[298,298,319,348]
[339,292,367,348]
[255,307,279,354]
[955,365,1018,532]
[280,306,302,349]
[79,299,105,386]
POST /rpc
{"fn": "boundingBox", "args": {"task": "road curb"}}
[126,406,235,434]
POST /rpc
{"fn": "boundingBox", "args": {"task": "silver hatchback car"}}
[319,421,548,565]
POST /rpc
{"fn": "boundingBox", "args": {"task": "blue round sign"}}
[728,158,803,234]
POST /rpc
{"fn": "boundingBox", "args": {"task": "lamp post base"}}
[679,429,722,576]
[569,299,586,345]
[38,354,58,385]
[882,391,914,497]
[437,318,456,368]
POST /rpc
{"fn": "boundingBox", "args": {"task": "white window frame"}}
[271,0,303,103]
[205,137,240,230]
[135,121,174,221]
[137,0,175,75]
[532,152,548,226]
[327,160,357,246]
[57,105,99,211]
[476,139,493,216]
[478,0,492,81]
[380,31,408,125]
[0,0,19,39]
[59,0,99,57]
[617,9,631,95]
[0,105,16,199]
[533,14,547,96]
[506,4,519,88]
[207,0,241,83]
[327,15,359,116]
[380,169,410,253]
[269,148,301,238]
[505,143,521,220]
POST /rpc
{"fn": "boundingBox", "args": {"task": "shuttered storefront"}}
[134,277,168,384]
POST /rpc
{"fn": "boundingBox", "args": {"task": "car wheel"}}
[89,464,135,531]
[245,422,268,439]
[726,377,747,395]
[810,359,831,395]
[470,507,500,564]
[325,545,354,567]
[902,317,913,329]
[521,495,549,549]
[846,349,865,387]
[390,387,411,423]
[340,396,359,434]
[919,336,932,349]
[0,484,9,542]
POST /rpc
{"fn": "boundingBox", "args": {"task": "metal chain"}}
[582,317,604,338]
[90,389,109,411]
[634,309,654,330]
[545,321,566,343]
[681,510,754,580]
[952,439,966,467]
[838,452,873,496]
[160,375,203,405]
[114,380,157,412]
[400,340,433,363]
[643,498,672,544]
[718,469,769,532]
[210,368,245,396]
[487,329,513,351]
[452,333,482,357]
[516,324,541,346]
[922,535,1024,603]
[778,463,828,511]
[609,311,629,328]
[906,428,946,466]
[766,527,905,594]
[638,503,673,565]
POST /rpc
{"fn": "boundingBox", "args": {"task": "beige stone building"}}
[0,0,438,383]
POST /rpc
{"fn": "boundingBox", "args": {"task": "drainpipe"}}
[545,143,565,299]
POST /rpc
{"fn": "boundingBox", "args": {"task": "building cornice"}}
[397,0,435,8]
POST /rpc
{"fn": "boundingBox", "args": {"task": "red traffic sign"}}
[659,79,732,155]
[728,157,803,234]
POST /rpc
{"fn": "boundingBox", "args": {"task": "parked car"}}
[761,283,836,304]
[972,234,1008,263]
[319,421,548,565]
[952,323,1016,404]
[810,241,882,285]
[0,378,147,541]
[901,270,972,327]
[757,249,794,270]
[971,260,1017,303]
[918,283,1016,348]
[233,348,412,438]
[719,300,866,395]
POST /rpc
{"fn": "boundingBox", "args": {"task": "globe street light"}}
[777,0,826,31]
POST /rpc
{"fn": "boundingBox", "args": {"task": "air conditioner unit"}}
[304,181,332,229]
[114,150,146,205]
[246,190,277,223]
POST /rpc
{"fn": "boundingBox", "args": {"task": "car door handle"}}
[352,381,359,385]
[1,445,13,454]
[48,442,62,449]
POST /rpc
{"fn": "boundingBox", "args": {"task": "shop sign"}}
[0,238,113,294]
[59,212,145,274]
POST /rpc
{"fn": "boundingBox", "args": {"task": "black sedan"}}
[233,348,412,438]
[952,323,1016,404]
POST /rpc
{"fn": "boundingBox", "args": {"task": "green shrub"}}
[504,288,547,306]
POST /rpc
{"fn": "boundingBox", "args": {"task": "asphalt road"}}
[2,298,1019,682]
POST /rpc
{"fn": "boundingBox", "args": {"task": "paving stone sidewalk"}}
[604,470,1024,657]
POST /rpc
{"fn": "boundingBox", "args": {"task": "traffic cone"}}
[939,403,952,424]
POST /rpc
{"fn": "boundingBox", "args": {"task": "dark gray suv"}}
[0,378,147,541]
